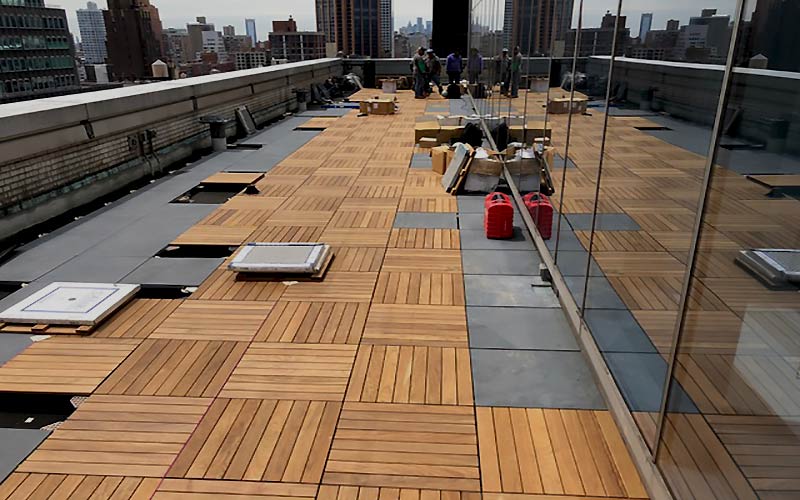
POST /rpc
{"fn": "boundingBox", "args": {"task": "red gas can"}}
[523,192,554,240]
[484,193,514,239]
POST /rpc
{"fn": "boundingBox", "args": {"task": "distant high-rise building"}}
[666,19,680,31]
[639,12,653,41]
[315,0,388,57]
[245,18,258,45]
[380,0,393,57]
[688,8,731,59]
[565,10,629,57]
[162,27,190,64]
[202,31,228,62]
[223,25,235,37]
[77,1,107,64]
[104,0,164,80]
[416,17,424,33]
[0,0,80,103]
[187,16,215,62]
[503,0,574,56]
[269,17,326,62]
[235,51,270,70]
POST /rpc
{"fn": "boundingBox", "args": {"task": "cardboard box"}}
[419,137,439,149]
[437,125,464,145]
[430,146,450,175]
[360,99,395,115]
[547,97,588,115]
[415,121,441,143]
[509,120,553,144]
[381,78,398,94]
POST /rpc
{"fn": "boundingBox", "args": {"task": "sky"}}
[59,0,739,43]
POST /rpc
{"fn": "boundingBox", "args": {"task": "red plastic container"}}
[484,193,514,239]
[523,192,554,240]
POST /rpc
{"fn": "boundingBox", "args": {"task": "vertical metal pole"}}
[652,0,747,461]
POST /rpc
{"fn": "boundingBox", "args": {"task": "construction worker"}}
[467,48,483,84]
[426,49,443,94]
[497,48,511,96]
[510,46,523,98]
[445,50,463,84]
[411,47,427,99]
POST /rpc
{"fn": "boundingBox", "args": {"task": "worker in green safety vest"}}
[510,46,523,98]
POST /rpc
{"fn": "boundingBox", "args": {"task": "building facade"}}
[564,11,629,57]
[76,1,106,64]
[379,0,392,57]
[187,16,214,62]
[638,12,652,41]
[234,50,270,70]
[162,27,190,64]
[315,0,387,58]
[245,18,257,45]
[201,30,228,63]
[502,0,574,56]
[269,17,325,62]
[104,0,164,80]
[0,0,80,102]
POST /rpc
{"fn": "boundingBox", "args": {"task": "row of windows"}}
[0,35,69,50]
[0,13,66,30]
[0,54,73,72]
[0,1,46,7]
[0,72,76,95]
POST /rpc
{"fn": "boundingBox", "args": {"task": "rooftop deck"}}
[0,90,651,498]
[1,81,798,499]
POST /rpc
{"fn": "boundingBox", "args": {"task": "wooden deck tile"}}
[192,269,286,301]
[337,198,400,211]
[202,172,263,185]
[321,228,391,247]
[255,302,368,344]
[152,300,271,341]
[91,299,181,339]
[264,210,335,227]
[323,402,480,490]
[399,197,458,213]
[389,229,461,249]
[707,414,800,499]
[249,225,325,243]
[329,210,396,228]
[592,252,685,277]
[675,353,800,415]
[374,272,465,305]
[574,231,665,252]
[97,339,248,397]
[382,249,462,273]
[639,412,757,500]
[220,343,357,401]
[167,399,339,483]
[346,345,472,406]
[477,408,647,498]
[0,338,139,394]
[281,272,378,303]
[156,479,317,499]
[0,473,160,499]
[318,485,481,500]
[279,196,343,211]
[329,247,385,272]
[18,395,210,477]
[171,225,255,246]
[363,304,468,347]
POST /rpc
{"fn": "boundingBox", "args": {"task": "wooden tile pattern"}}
[374,272,465,305]
[171,226,254,246]
[0,338,139,394]
[19,395,210,477]
[97,339,247,397]
[477,408,647,498]
[329,247,385,272]
[152,300,271,341]
[91,299,181,339]
[399,197,458,213]
[192,268,286,301]
[363,305,468,347]
[0,474,159,500]
[220,343,357,400]
[255,301,368,344]
[317,485,481,500]
[347,345,473,405]
[323,402,480,490]
[382,249,462,273]
[168,399,339,483]
[155,479,317,499]
[390,229,461,249]
[281,272,378,303]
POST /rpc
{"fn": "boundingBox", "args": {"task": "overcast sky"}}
[59,1,740,43]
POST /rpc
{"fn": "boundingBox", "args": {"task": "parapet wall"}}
[0,59,342,242]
